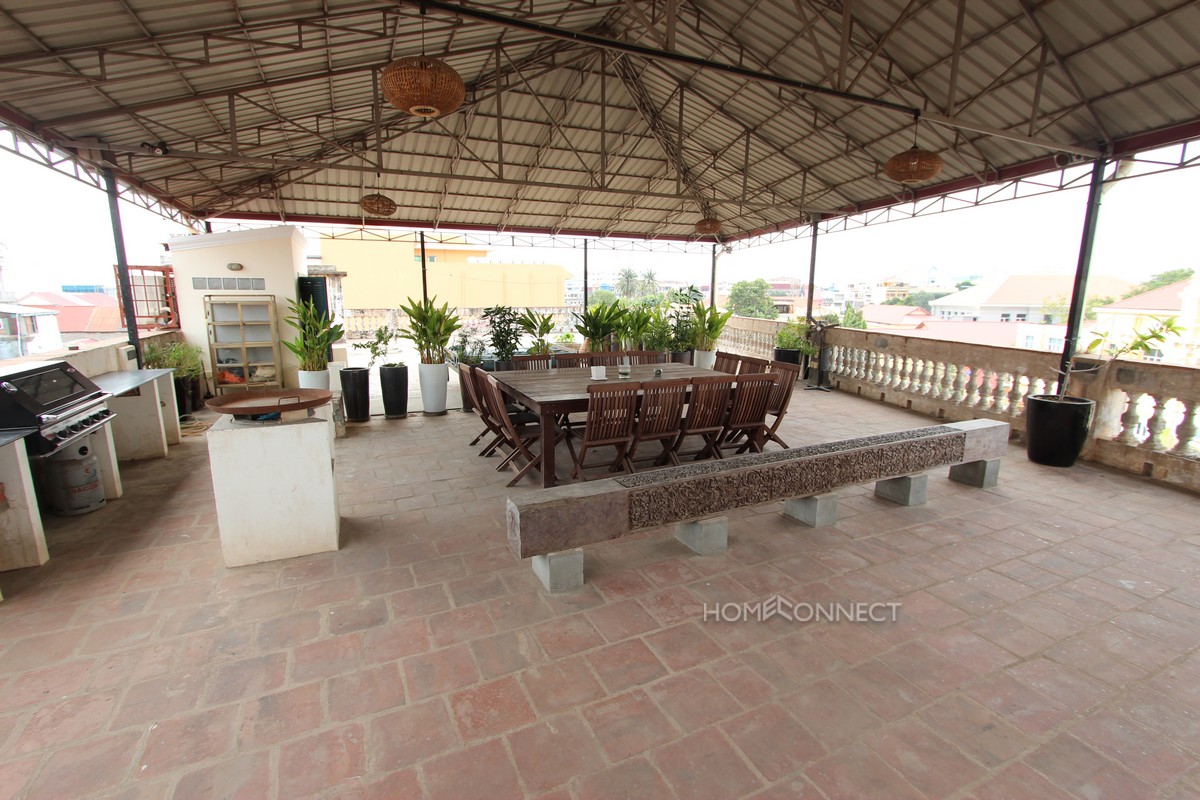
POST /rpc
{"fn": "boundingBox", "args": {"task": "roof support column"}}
[805,213,820,322]
[582,239,589,310]
[103,168,142,368]
[710,244,717,308]
[1058,155,1107,380]
[419,231,429,304]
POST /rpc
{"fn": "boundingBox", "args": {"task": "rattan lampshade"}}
[359,193,397,216]
[695,217,722,235]
[381,56,465,118]
[884,147,944,184]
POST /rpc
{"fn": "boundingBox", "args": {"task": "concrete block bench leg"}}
[675,517,729,555]
[948,458,1001,488]
[874,474,928,506]
[532,548,584,593]
[782,492,838,528]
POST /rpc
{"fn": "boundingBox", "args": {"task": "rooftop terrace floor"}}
[2,390,1199,799]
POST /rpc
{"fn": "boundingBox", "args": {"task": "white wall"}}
[169,226,307,387]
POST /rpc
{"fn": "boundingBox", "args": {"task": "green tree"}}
[616,268,640,298]
[727,279,778,319]
[1123,268,1194,298]
[841,305,867,329]
[955,279,976,290]
[1041,294,1117,323]
[639,270,660,296]
[588,288,618,308]
[883,290,951,311]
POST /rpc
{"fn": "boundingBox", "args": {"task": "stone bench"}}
[506,419,1010,591]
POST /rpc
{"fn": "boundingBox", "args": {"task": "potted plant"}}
[143,339,206,417]
[399,296,462,415]
[667,286,703,363]
[351,325,408,420]
[575,300,625,352]
[642,307,674,359]
[691,301,734,370]
[449,325,486,412]
[518,309,555,356]
[619,307,653,351]
[283,298,344,390]
[774,320,819,365]
[1026,317,1182,467]
[483,306,522,370]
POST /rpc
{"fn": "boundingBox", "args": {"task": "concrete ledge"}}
[874,474,928,506]
[675,517,728,555]
[782,492,839,528]
[949,458,1001,488]
[531,549,584,592]
[507,420,1009,560]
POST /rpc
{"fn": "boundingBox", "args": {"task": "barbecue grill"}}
[0,361,116,456]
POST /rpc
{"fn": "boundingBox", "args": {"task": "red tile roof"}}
[1099,279,1190,312]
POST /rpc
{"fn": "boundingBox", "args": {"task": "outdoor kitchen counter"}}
[93,369,180,460]
[0,432,49,597]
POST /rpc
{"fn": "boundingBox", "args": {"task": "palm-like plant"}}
[616,268,640,299]
[518,309,555,356]
[639,269,660,297]
[620,307,653,349]
[574,301,626,352]
[691,301,734,351]
[399,296,462,364]
[284,299,344,371]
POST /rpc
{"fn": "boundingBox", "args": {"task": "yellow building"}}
[320,238,569,310]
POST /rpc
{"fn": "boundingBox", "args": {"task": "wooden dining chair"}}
[713,351,740,374]
[763,361,803,448]
[470,365,535,457]
[625,350,661,365]
[482,374,572,486]
[587,352,622,367]
[628,378,689,469]
[737,355,770,374]
[673,375,735,461]
[715,373,779,458]
[570,382,639,479]
[512,354,553,370]
[554,353,588,368]
[458,363,496,449]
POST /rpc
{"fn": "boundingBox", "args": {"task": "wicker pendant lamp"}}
[695,217,722,235]
[359,193,397,216]
[381,56,465,118]
[884,114,944,184]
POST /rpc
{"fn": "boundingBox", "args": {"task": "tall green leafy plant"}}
[518,309,555,356]
[1056,317,1182,400]
[574,301,625,352]
[691,302,734,351]
[775,321,819,356]
[483,306,522,362]
[399,297,462,364]
[143,340,205,379]
[284,299,344,371]
[619,307,653,350]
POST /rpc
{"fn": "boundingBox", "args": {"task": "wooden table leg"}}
[540,408,557,488]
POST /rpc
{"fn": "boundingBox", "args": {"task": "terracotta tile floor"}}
[2,390,1200,799]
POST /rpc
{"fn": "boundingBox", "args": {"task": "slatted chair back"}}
[726,373,778,430]
[458,362,484,415]
[459,363,500,451]
[625,350,661,365]
[512,354,553,370]
[713,351,740,374]
[587,352,622,367]
[674,375,735,460]
[763,360,804,448]
[571,382,640,478]
[629,378,689,468]
[737,355,770,374]
[554,353,588,368]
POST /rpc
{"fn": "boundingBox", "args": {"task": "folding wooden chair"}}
[512,354,553,370]
[458,363,497,449]
[737,355,770,374]
[713,351,740,374]
[481,374,572,487]
[554,353,588,368]
[625,350,662,365]
[628,378,689,469]
[587,352,622,367]
[570,382,639,479]
[763,361,803,448]
[470,365,534,457]
[673,375,735,461]
[716,373,778,458]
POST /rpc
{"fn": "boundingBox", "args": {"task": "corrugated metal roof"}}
[0,0,1197,240]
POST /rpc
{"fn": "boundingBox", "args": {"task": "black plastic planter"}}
[339,367,370,422]
[1025,394,1095,467]
[379,364,408,419]
[670,350,693,365]
[773,348,802,365]
[173,375,203,417]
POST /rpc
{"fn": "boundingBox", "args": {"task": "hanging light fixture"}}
[695,217,722,235]
[884,113,944,184]
[379,9,464,118]
[359,193,397,216]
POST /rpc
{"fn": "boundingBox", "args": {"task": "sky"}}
[0,140,1195,299]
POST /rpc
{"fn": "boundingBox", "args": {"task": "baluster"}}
[870,352,883,384]
[918,360,933,396]
[935,363,953,400]
[856,349,867,380]
[1139,395,1169,450]
[1115,392,1144,445]
[1172,401,1198,455]
[952,365,969,403]
[1010,375,1028,416]
[895,356,910,390]
[967,368,985,408]
[903,358,918,392]
[992,372,1009,413]
[883,354,898,387]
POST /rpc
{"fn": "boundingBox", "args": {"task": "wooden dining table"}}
[490,361,722,488]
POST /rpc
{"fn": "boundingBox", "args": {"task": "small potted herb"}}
[773,320,819,365]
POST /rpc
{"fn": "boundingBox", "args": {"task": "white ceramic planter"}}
[297,369,330,390]
[418,362,449,415]
[693,350,717,370]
